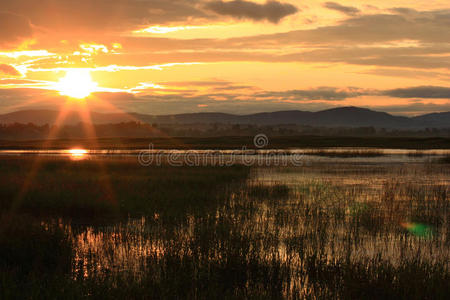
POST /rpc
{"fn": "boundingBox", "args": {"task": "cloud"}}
[368,102,450,115]
[256,86,450,101]
[384,86,450,99]
[254,87,368,101]
[2,83,450,115]
[113,9,449,50]
[205,0,298,23]
[104,92,336,115]
[78,45,449,72]
[158,80,235,87]
[159,80,254,91]
[5,7,448,72]
[324,2,360,16]
[64,8,446,71]
[358,68,450,82]
[0,0,297,35]
[0,12,33,47]
[130,85,450,102]
[0,64,21,76]
[213,85,253,91]
[234,9,450,46]
[0,0,209,32]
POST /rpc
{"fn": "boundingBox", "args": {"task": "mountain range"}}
[0,107,449,129]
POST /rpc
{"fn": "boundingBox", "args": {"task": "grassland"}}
[440,155,450,163]
[0,156,449,299]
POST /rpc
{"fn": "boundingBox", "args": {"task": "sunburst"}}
[54,69,98,99]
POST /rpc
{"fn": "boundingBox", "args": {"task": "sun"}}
[55,69,98,99]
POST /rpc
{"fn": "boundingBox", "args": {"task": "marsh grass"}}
[407,150,428,157]
[0,157,249,222]
[0,214,72,274]
[0,213,74,299]
[440,155,450,164]
[0,157,449,299]
[308,149,385,158]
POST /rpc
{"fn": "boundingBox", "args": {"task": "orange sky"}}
[0,0,449,115]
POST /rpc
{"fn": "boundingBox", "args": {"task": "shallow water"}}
[1,147,449,164]
[64,161,449,290]
[6,152,447,297]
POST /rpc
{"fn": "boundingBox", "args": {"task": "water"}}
[0,147,449,164]
[66,161,449,297]
[4,153,448,297]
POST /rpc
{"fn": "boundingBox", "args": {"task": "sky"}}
[0,0,449,116]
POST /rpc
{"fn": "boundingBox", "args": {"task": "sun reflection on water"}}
[68,149,88,160]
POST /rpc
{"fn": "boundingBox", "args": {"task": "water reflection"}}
[62,162,449,298]
[68,149,88,160]
[0,147,449,159]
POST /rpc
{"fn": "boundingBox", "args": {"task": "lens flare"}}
[401,222,433,238]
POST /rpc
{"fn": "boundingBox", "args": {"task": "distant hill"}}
[0,107,449,129]
[412,112,450,128]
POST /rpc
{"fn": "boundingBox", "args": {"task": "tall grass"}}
[0,157,249,222]
[0,156,448,299]
[440,155,450,164]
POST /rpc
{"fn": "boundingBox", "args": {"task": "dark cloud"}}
[0,64,21,76]
[237,9,450,45]
[368,102,450,115]
[255,87,368,101]
[324,2,360,16]
[384,86,450,99]
[389,7,418,15]
[257,86,450,101]
[1,84,450,115]
[0,0,297,33]
[0,0,209,31]
[112,9,450,50]
[0,12,33,47]
[73,8,448,70]
[19,8,450,72]
[104,92,335,115]
[213,85,253,91]
[205,0,298,23]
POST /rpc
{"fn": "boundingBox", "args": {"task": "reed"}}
[0,156,448,299]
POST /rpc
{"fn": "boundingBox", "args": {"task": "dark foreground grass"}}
[0,157,449,299]
[440,155,450,163]
[0,157,249,222]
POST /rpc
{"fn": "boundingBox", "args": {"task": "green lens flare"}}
[401,222,433,238]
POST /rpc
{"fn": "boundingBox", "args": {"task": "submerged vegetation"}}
[0,157,449,299]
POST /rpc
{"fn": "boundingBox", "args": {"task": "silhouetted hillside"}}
[413,112,450,127]
[0,107,449,129]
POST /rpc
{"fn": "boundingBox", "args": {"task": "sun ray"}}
[12,102,75,211]
[76,101,118,207]
[12,86,186,212]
